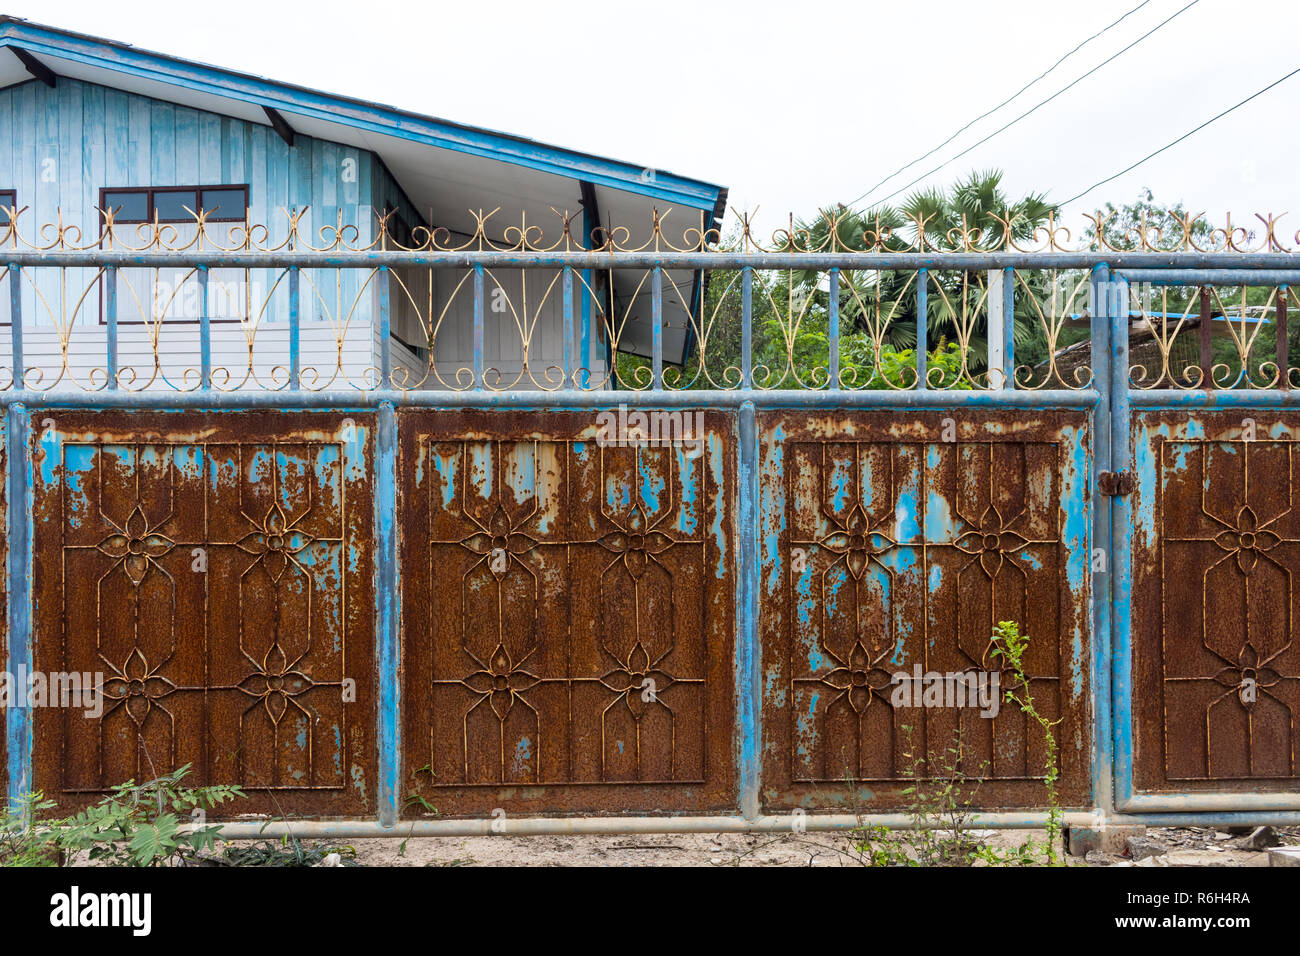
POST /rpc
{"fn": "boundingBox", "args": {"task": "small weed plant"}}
[851,621,1065,866]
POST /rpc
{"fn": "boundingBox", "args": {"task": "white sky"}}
[9,0,1300,236]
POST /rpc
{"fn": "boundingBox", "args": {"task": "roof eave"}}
[0,18,728,213]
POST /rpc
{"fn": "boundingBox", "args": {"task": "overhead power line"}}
[844,0,1154,209]
[856,0,1202,212]
[1061,64,1300,206]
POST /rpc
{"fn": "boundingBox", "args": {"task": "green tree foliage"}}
[619,170,1070,387]
[1091,189,1291,387]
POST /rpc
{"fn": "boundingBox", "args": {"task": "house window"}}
[98,184,251,325]
[99,184,248,224]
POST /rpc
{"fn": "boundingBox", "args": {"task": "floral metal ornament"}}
[462,643,541,721]
[236,641,316,724]
[1212,643,1284,710]
[816,502,896,580]
[954,503,1032,578]
[459,504,537,580]
[819,640,896,715]
[99,647,176,726]
[597,503,675,580]
[1211,504,1282,576]
[96,504,175,585]
[237,501,315,583]
[600,641,675,719]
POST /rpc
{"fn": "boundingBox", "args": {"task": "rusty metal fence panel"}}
[758,410,1094,811]
[398,408,737,816]
[1125,408,1300,808]
[28,410,377,817]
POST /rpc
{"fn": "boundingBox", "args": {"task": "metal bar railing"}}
[827,267,840,390]
[651,265,663,390]
[105,265,118,390]
[8,263,21,389]
[741,265,752,389]
[562,266,574,387]
[198,266,211,390]
[1001,265,1015,389]
[288,266,300,391]
[2,249,1298,398]
[11,251,1300,268]
[378,266,391,387]
[916,267,928,390]
[1198,286,1213,385]
[1280,285,1289,390]
[472,264,485,391]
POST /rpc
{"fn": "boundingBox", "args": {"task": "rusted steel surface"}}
[30,410,376,816]
[1131,411,1300,791]
[399,409,736,816]
[758,411,1093,811]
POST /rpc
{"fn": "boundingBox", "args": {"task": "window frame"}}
[98,183,250,225]
[0,189,17,223]
[0,190,14,325]
[96,184,251,325]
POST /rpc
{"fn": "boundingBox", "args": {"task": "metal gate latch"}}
[1097,471,1135,496]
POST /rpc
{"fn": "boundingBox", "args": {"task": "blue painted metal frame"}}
[5,404,31,813]
[736,400,760,820]
[375,401,399,826]
[1088,266,1114,817]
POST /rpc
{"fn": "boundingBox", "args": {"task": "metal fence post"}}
[5,403,31,814]
[105,266,119,390]
[651,265,663,390]
[1001,266,1015,388]
[8,264,22,390]
[737,399,760,820]
[378,266,391,389]
[916,268,928,389]
[375,401,400,827]
[473,265,485,391]
[288,266,300,391]
[1088,265,1114,818]
[1108,272,1133,811]
[741,267,753,389]
[562,266,574,387]
[828,268,840,390]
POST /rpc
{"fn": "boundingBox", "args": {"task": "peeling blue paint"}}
[928,563,943,592]
[925,489,954,541]
[63,443,95,527]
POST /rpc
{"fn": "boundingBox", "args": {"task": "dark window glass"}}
[152,190,198,221]
[103,190,149,222]
[0,190,15,225]
[386,211,412,248]
[201,188,246,221]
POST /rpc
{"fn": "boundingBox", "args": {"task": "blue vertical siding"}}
[0,76,424,327]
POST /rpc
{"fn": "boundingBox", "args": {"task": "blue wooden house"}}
[0,17,727,390]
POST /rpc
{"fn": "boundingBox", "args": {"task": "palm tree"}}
[792,169,1061,371]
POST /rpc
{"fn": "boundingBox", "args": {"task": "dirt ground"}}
[312,824,1297,867]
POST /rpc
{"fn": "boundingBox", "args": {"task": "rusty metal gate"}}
[3,212,1300,833]
[757,410,1093,813]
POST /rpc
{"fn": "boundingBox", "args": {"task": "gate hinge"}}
[1098,471,1135,496]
